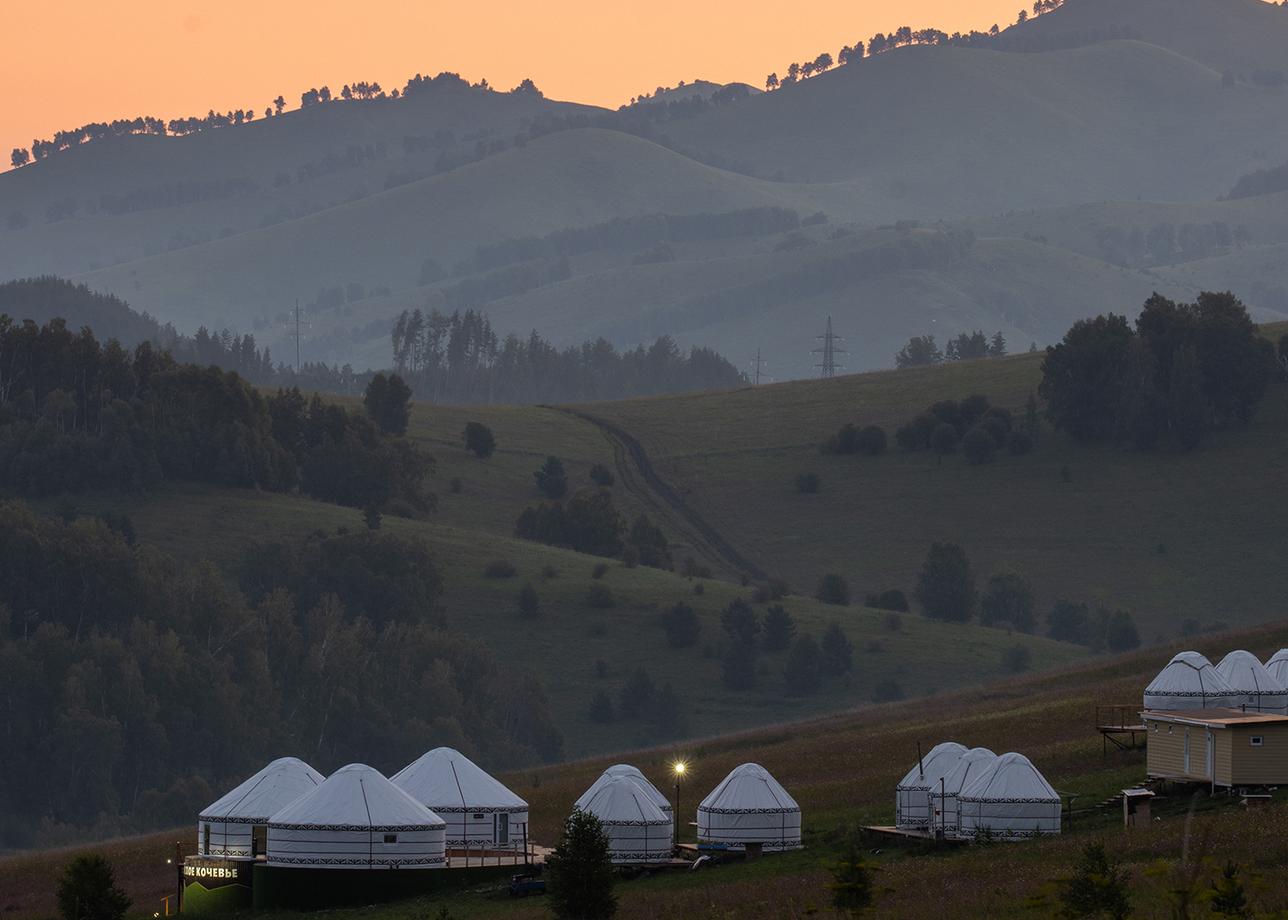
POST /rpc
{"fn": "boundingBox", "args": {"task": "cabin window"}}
[1167,724,1174,734]
[1251,736,1264,747]
[1151,722,1158,733]
[383,834,398,844]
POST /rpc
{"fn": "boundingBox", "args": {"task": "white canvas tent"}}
[198,757,324,857]
[937,748,998,837]
[575,765,673,840]
[956,752,1061,840]
[894,741,967,829]
[576,776,672,865]
[392,747,529,851]
[267,764,446,869]
[697,763,801,852]
[1143,651,1241,710]
[1266,649,1288,686]
[1216,650,1288,713]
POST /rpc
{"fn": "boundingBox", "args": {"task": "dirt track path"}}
[549,406,767,583]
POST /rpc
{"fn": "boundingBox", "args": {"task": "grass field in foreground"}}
[8,621,1288,919]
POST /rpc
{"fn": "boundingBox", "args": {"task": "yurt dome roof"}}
[391,747,527,813]
[699,763,799,814]
[575,765,672,813]
[581,776,670,825]
[941,748,998,795]
[1266,649,1288,683]
[1216,650,1288,697]
[895,741,968,790]
[959,753,1058,803]
[1144,651,1238,705]
[199,757,324,823]
[269,763,445,831]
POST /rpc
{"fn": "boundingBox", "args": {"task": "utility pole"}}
[813,315,846,379]
[292,299,302,373]
[751,348,767,385]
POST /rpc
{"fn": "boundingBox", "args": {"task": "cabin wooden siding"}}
[1146,718,1288,785]
[1228,723,1288,785]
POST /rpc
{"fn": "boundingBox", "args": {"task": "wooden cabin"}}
[1143,709,1288,788]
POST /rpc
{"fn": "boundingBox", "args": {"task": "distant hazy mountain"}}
[3,0,1288,373]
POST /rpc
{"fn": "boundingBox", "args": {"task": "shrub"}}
[545,811,617,920]
[619,667,655,718]
[857,425,887,455]
[1047,599,1090,644]
[1101,608,1141,652]
[462,421,495,458]
[1056,842,1131,920]
[963,426,997,465]
[517,582,540,617]
[692,581,705,595]
[931,422,960,461]
[752,579,789,603]
[865,589,909,612]
[57,855,130,920]
[592,562,609,579]
[484,559,517,578]
[1001,644,1032,673]
[534,455,568,498]
[816,573,851,606]
[588,690,614,723]
[795,471,821,493]
[515,490,625,556]
[363,505,382,530]
[628,514,672,569]
[1006,429,1034,455]
[586,583,615,608]
[589,463,614,487]
[829,422,862,454]
[661,602,701,648]
[916,543,976,622]
[620,546,639,568]
[763,604,796,652]
[784,635,823,695]
[720,599,760,645]
[681,557,712,579]
[980,572,1036,632]
[830,831,875,916]
[821,623,853,676]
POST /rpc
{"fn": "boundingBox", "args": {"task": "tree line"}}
[1040,292,1276,450]
[0,504,561,849]
[763,0,1066,90]
[390,308,745,404]
[0,316,432,513]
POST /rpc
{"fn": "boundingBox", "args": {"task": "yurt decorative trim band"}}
[426,805,529,814]
[699,805,801,815]
[269,854,446,867]
[269,822,442,832]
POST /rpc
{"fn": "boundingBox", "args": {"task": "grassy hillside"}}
[665,40,1288,195]
[73,129,830,334]
[584,336,1288,642]
[58,385,1083,762]
[10,622,1288,918]
[1002,0,1288,73]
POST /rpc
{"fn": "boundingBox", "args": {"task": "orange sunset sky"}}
[4,0,1024,159]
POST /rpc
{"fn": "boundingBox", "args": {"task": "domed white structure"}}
[1216,650,1288,713]
[956,753,1061,840]
[1143,651,1241,710]
[1265,649,1288,686]
[392,747,528,851]
[937,748,998,837]
[696,763,801,852]
[576,776,672,865]
[198,757,324,857]
[894,741,967,829]
[267,764,446,869]
[575,765,673,840]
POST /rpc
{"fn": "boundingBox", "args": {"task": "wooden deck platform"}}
[861,826,965,844]
[1097,705,1147,754]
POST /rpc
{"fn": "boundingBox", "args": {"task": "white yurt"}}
[1216,650,1288,713]
[697,763,801,852]
[956,752,1061,840]
[575,765,674,839]
[576,776,672,865]
[392,747,529,851]
[267,764,447,869]
[937,748,998,837]
[1265,649,1288,686]
[894,741,967,829]
[198,757,324,857]
[1142,651,1241,710]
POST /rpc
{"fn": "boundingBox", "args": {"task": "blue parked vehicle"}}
[509,873,546,897]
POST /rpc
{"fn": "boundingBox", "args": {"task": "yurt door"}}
[497,813,510,846]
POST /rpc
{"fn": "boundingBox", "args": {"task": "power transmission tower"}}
[813,315,846,378]
[751,348,768,385]
[286,299,309,374]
